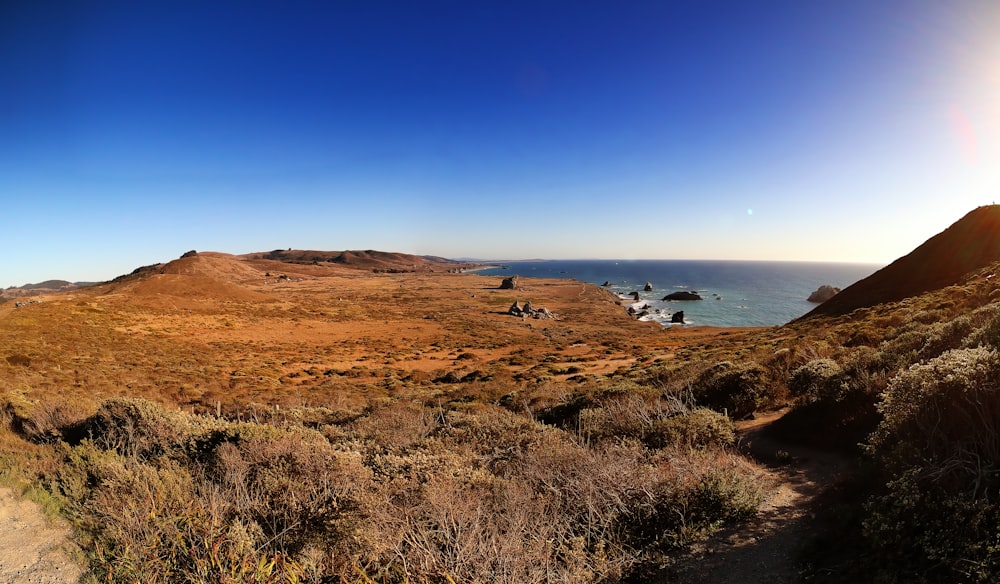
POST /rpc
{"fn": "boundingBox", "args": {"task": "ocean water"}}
[476,260,881,327]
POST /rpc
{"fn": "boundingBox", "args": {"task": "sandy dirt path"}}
[0,488,84,583]
[666,409,851,584]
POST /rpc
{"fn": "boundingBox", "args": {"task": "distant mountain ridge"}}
[1,280,93,298]
[239,249,458,271]
[804,205,1000,318]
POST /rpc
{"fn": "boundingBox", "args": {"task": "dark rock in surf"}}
[644,282,653,291]
[671,311,685,323]
[807,285,840,303]
[663,291,702,301]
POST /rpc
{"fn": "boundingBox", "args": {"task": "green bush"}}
[864,347,1000,582]
[691,361,768,419]
[917,315,974,361]
[788,358,844,402]
[647,408,735,449]
[964,306,1000,350]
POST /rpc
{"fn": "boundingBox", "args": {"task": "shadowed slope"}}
[803,205,1000,318]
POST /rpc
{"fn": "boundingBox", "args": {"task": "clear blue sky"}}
[2,1,999,286]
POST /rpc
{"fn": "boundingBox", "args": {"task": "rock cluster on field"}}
[499,276,518,289]
[508,301,554,319]
[807,284,840,303]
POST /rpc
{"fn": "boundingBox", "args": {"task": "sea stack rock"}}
[807,285,840,303]
[644,282,653,291]
[663,291,703,301]
[499,276,518,290]
[671,311,685,323]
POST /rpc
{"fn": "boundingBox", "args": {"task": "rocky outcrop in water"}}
[663,291,702,301]
[807,285,840,303]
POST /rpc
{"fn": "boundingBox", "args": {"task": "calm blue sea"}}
[476,260,881,327]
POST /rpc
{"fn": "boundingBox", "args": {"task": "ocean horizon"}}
[475,259,882,327]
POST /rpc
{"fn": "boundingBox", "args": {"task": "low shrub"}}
[30,392,770,583]
[691,361,768,419]
[647,408,735,449]
[917,315,974,361]
[864,347,1000,582]
[788,358,844,402]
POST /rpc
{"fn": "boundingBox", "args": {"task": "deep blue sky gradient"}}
[2,1,999,286]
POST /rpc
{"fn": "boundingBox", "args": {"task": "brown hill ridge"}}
[74,249,482,308]
[804,205,1000,318]
[100,249,473,286]
[239,249,464,272]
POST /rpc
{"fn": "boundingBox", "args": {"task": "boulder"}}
[499,276,518,290]
[630,291,641,301]
[644,282,653,291]
[509,299,554,319]
[671,310,685,323]
[602,281,612,287]
[663,291,702,301]
[807,285,840,303]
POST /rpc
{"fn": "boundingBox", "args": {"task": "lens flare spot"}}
[747,208,753,216]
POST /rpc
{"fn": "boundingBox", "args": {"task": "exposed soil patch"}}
[0,488,84,583]
[666,409,853,584]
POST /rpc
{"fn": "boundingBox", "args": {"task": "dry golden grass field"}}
[0,252,759,417]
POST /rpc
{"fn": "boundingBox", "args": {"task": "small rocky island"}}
[807,284,840,303]
[663,291,703,301]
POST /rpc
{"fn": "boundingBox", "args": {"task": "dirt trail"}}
[667,409,852,584]
[0,487,84,583]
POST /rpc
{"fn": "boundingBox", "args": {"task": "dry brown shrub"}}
[350,400,441,448]
[32,389,771,583]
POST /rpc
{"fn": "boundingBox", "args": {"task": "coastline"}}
[473,259,879,327]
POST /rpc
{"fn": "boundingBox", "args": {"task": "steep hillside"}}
[803,205,1000,318]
